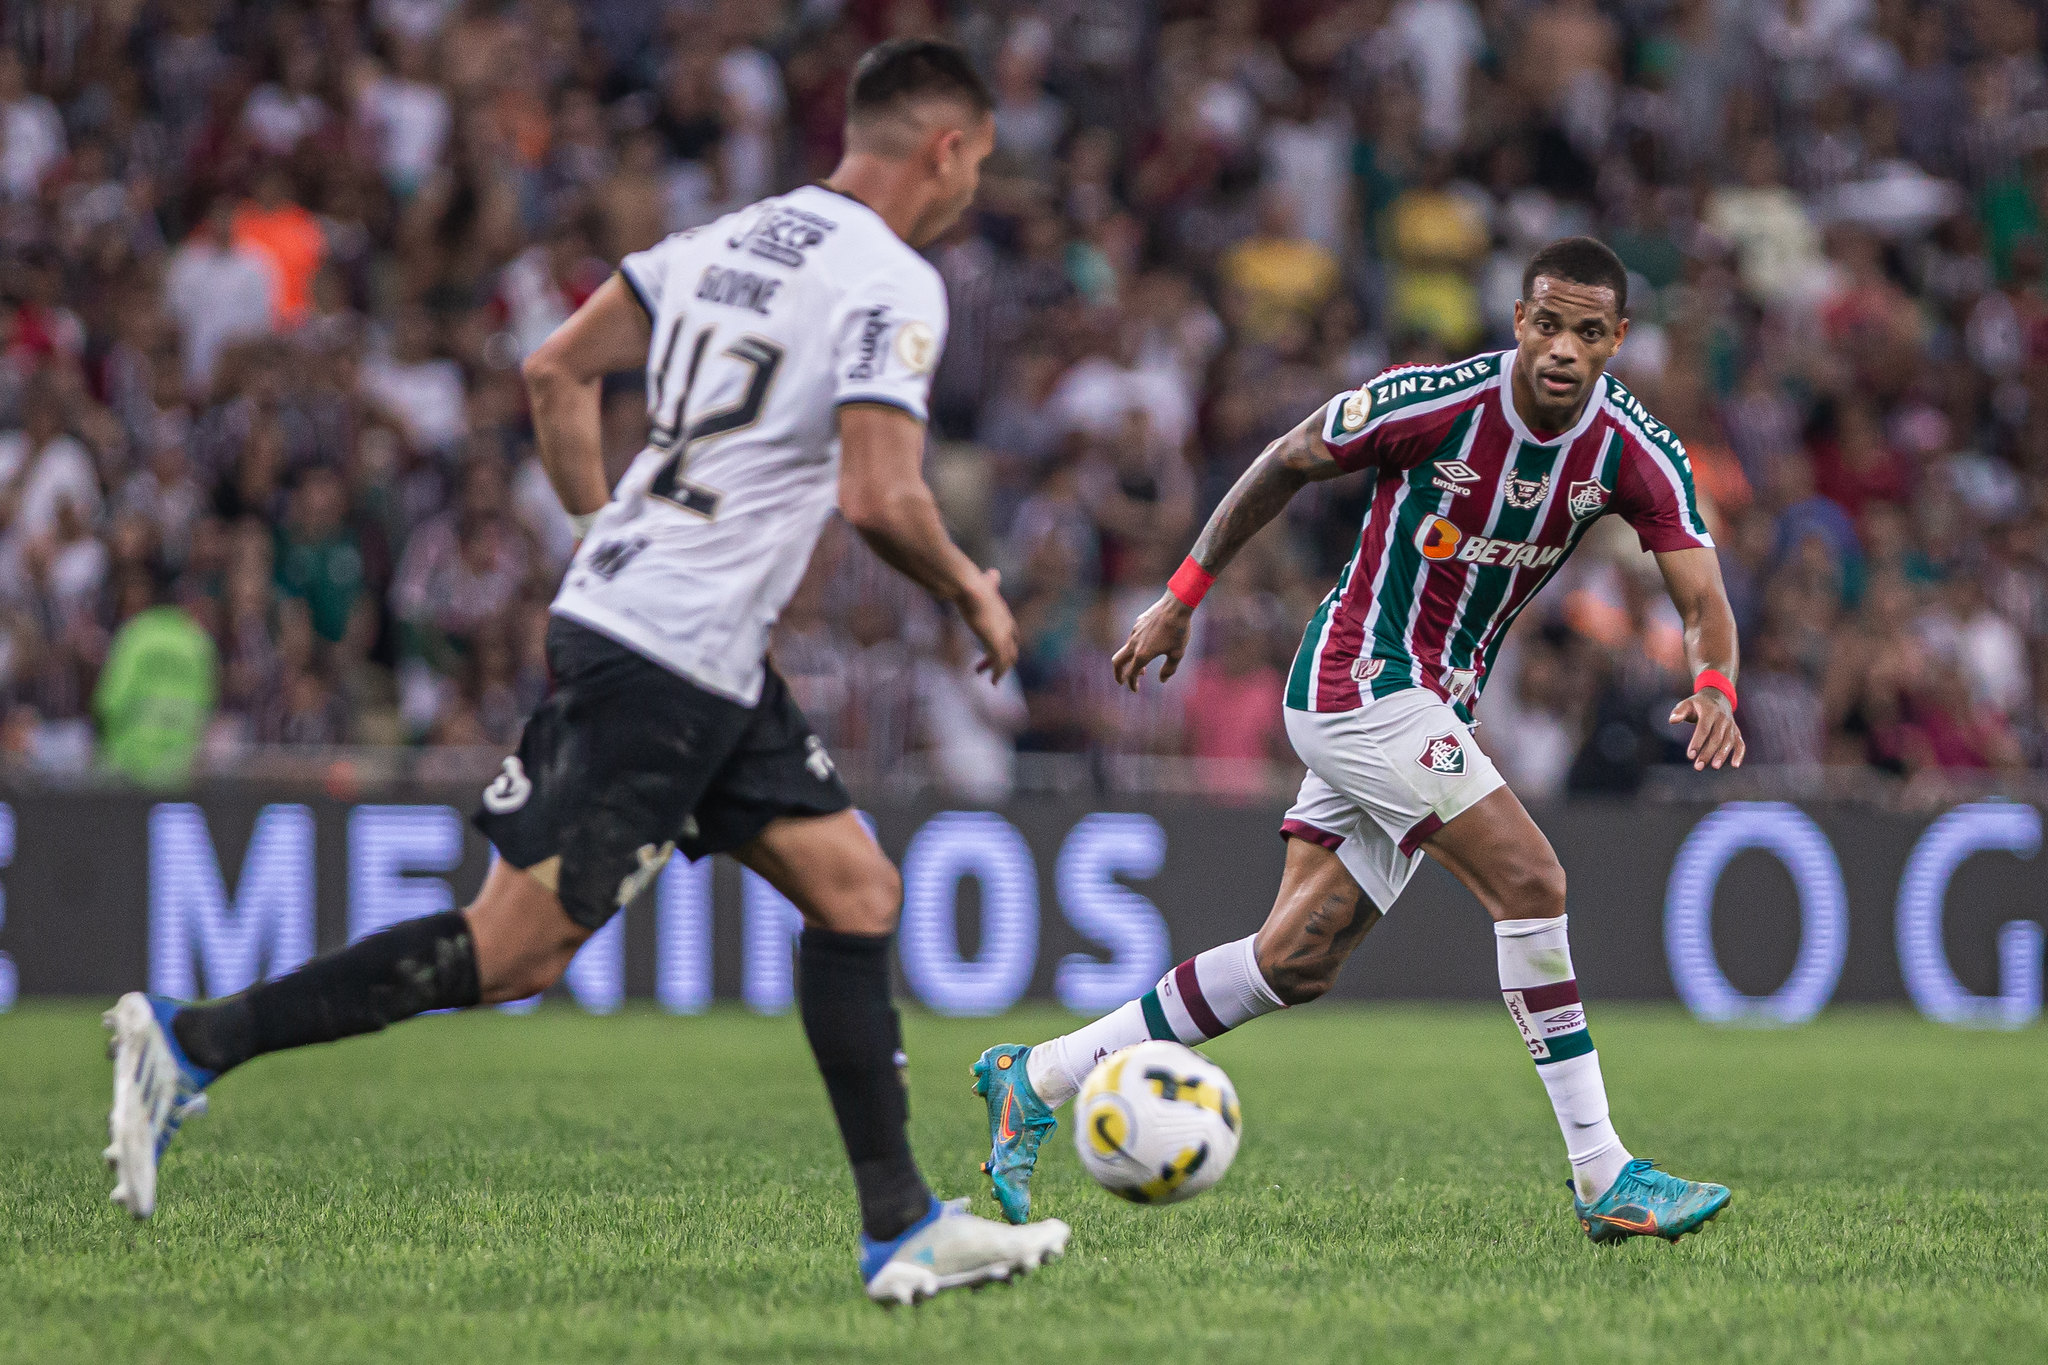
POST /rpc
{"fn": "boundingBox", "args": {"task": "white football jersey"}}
[550,183,947,705]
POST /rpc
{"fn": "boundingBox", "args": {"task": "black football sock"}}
[797,927,933,1243]
[170,911,481,1077]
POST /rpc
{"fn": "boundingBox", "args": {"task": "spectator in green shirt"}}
[93,572,218,787]
[273,465,365,644]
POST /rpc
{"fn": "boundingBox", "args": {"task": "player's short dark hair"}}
[848,39,992,124]
[1522,237,1629,316]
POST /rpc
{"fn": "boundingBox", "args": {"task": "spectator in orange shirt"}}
[233,164,326,330]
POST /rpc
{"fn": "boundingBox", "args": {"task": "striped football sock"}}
[1024,936,1285,1107]
[1496,915,1631,1201]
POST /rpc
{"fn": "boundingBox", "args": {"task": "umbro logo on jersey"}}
[1418,733,1466,776]
[1504,473,1550,510]
[1431,460,1480,495]
[847,306,891,381]
[1568,479,1609,519]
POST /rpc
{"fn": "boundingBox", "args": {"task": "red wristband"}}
[1167,557,1214,609]
[1694,668,1737,712]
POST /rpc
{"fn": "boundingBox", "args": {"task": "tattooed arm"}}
[1111,403,1348,690]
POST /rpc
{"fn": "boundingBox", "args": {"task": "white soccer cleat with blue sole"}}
[102,991,213,1220]
[860,1196,1069,1305]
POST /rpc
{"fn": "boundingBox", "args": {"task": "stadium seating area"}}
[3,0,2047,799]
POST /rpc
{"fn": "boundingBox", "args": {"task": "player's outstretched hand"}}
[960,567,1019,682]
[1671,689,1745,771]
[1111,593,1193,691]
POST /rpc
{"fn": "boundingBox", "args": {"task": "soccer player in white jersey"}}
[976,238,1743,1245]
[102,40,1067,1304]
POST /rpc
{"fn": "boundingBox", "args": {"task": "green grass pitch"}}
[3,1002,2044,1364]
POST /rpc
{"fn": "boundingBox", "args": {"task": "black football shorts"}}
[472,615,851,928]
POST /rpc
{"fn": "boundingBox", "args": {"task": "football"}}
[1073,1040,1242,1205]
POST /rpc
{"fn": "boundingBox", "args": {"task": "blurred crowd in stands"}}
[5,0,2048,800]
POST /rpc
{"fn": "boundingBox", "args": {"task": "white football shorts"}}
[1280,687,1506,911]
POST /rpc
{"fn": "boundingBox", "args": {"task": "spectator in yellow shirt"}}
[1385,153,1491,350]
[1219,189,1340,345]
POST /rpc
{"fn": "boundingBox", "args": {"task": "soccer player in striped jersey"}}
[976,237,1742,1244]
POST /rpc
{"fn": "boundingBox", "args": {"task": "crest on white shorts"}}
[1503,473,1549,510]
[1418,732,1467,776]
[1351,656,1385,682]
[1567,479,1608,520]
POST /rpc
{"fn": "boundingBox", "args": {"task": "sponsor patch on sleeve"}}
[1329,388,1372,441]
[893,319,938,375]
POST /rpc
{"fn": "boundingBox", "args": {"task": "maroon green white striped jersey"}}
[1287,351,1711,719]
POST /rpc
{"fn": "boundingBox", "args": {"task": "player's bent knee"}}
[807,853,901,937]
[1504,857,1567,919]
[856,876,903,936]
[872,858,903,922]
[466,871,596,1003]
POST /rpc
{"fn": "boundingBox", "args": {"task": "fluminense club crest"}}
[1567,479,1608,520]
[1418,732,1467,776]
[1504,473,1549,510]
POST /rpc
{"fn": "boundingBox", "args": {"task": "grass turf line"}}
[2,1002,2043,1364]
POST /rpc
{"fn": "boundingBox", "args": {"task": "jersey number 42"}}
[648,327,786,520]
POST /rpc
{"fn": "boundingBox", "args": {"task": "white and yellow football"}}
[1073,1040,1241,1205]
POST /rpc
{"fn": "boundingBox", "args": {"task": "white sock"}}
[1024,935,1285,1107]
[1495,915,1631,1201]
[1024,999,1145,1107]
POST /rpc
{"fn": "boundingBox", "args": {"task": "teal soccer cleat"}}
[1572,1158,1731,1243]
[971,1044,1057,1225]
